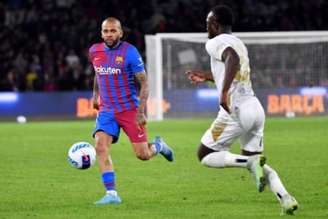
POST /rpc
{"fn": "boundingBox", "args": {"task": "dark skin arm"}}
[185,70,214,84]
[135,71,149,127]
[220,47,240,113]
[92,75,99,110]
[185,47,240,113]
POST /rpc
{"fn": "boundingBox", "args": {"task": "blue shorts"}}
[93,111,120,143]
[92,109,148,144]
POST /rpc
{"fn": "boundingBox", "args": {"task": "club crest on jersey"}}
[115,56,124,64]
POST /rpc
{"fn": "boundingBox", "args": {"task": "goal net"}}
[145,32,328,120]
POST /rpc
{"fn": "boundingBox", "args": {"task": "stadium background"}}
[1,1,328,219]
[0,0,328,119]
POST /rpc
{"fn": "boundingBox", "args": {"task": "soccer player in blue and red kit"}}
[89,17,174,205]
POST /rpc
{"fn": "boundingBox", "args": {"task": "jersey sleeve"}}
[126,46,145,74]
[205,37,231,61]
[88,46,95,62]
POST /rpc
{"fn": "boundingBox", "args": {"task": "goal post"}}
[145,31,328,121]
[145,35,163,121]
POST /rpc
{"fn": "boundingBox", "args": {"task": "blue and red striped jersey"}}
[89,41,145,113]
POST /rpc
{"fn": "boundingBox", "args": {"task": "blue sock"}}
[102,172,115,191]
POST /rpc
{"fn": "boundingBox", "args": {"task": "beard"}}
[104,38,120,48]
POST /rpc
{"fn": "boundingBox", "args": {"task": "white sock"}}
[201,151,248,168]
[106,190,118,196]
[264,164,288,201]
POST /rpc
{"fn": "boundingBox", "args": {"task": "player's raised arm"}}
[135,72,148,127]
[220,47,240,113]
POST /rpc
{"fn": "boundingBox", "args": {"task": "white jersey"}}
[205,34,254,105]
[202,34,265,153]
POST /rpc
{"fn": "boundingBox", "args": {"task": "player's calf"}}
[135,152,151,161]
[132,142,153,160]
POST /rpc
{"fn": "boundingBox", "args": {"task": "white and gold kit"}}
[201,34,265,152]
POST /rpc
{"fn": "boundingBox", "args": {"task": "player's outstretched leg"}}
[95,190,122,205]
[263,165,298,215]
[247,154,266,192]
[154,136,174,161]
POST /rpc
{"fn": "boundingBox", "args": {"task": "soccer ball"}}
[67,142,96,169]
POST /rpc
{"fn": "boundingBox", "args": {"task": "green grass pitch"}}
[0,117,327,219]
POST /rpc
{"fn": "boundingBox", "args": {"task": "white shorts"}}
[201,96,265,153]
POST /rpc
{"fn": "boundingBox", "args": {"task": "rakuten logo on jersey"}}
[94,66,121,75]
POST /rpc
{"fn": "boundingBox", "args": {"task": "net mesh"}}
[161,38,328,90]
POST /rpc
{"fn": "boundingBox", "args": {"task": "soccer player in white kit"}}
[186,5,298,215]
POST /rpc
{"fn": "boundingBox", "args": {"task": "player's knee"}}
[197,151,204,162]
[197,143,216,162]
